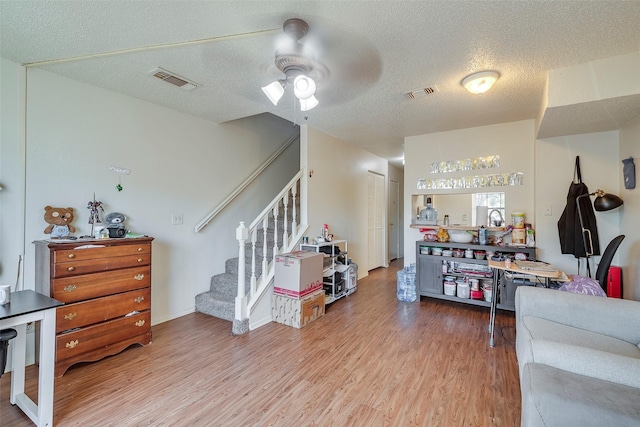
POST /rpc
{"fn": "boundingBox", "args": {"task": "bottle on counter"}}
[419,196,438,224]
[478,226,488,245]
[443,215,450,226]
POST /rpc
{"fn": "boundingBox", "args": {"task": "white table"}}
[487,259,567,347]
[1,290,63,426]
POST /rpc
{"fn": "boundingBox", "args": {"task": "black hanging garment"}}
[557,156,600,258]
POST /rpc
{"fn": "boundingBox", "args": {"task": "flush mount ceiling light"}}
[262,18,323,111]
[461,70,500,94]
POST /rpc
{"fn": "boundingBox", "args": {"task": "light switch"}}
[171,213,184,225]
[544,205,552,216]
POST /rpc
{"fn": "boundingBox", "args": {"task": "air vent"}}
[148,67,200,91]
[406,86,438,99]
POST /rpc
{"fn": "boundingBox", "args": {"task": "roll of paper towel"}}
[475,206,488,227]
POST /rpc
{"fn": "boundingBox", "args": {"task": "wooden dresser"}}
[34,237,153,377]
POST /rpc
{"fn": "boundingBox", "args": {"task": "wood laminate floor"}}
[1,258,520,426]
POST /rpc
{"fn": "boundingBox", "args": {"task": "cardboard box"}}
[274,250,323,298]
[272,289,325,328]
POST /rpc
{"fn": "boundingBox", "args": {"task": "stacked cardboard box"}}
[273,251,325,328]
[272,289,325,328]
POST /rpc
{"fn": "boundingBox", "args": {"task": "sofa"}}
[514,286,640,426]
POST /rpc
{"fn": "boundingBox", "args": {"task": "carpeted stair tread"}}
[195,186,300,324]
[195,290,234,322]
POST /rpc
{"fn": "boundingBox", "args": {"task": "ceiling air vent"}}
[406,86,438,99]
[148,67,200,91]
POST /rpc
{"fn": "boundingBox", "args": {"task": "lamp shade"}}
[261,81,285,105]
[461,71,500,94]
[593,192,623,212]
[299,95,319,111]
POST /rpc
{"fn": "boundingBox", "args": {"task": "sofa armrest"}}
[529,340,640,389]
[515,286,640,345]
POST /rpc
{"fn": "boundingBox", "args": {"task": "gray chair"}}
[0,328,18,378]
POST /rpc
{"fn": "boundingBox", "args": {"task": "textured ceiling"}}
[2,1,640,167]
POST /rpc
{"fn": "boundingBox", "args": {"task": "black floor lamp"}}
[576,189,624,277]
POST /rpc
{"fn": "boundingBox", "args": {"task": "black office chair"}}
[595,235,625,292]
[0,328,18,378]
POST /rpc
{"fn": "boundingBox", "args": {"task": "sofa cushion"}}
[521,315,640,359]
[527,340,640,389]
[521,363,640,427]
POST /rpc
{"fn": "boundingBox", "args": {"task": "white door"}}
[368,172,385,270]
[389,179,399,260]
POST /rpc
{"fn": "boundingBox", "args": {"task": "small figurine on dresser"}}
[87,194,104,237]
[43,206,76,238]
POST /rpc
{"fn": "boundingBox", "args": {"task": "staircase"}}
[195,221,286,322]
[195,180,302,326]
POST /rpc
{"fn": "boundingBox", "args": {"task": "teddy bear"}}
[104,212,127,238]
[44,206,76,238]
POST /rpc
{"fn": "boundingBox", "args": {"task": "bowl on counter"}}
[452,248,464,258]
[448,229,474,243]
[474,251,486,260]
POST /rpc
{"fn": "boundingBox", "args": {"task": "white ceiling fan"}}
[261,18,328,112]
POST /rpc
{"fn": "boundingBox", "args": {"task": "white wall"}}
[404,120,536,265]
[535,131,620,277]
[302,126,389,276]
[0,58,26,291]
[620,115,640,300]
[0,61,299,326]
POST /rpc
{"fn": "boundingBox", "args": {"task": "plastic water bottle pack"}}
[397,263,417,302]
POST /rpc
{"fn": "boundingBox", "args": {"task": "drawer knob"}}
[65,340,79,349]
[135,320,146,327]
[134,274,145,281]
[63,285,77,292]
[68,253,76,259]
[64,312,77,320]
[137,258,143,263]
[134,296,145,303]
[67,266,75,272]
[137,247,143,252]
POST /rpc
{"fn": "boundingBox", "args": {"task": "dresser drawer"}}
[53,253,150,278]
[52,266,150,302]
[56,288,151,333]
[54,243,151,264]
[56,310,151,362]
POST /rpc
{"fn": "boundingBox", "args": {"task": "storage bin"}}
[444,280,456,296]
[457,282,470,299]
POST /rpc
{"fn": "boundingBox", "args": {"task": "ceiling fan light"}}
[261,80,285,105]
[461,71,500,94]
[299,95,319,111]
[293,75,316,100]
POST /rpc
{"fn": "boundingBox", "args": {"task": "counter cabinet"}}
[416,241,536,311]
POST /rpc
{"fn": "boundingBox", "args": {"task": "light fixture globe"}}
[461,70,500,94]
[299,95,319,111]
[293,75,316,100]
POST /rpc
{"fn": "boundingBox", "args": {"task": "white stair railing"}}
[233,169,307,334]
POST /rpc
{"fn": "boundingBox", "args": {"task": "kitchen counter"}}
[409,224,506,232]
